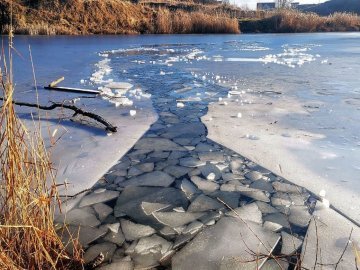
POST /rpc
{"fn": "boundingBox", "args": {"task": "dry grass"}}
[0,29,83,269]
[155,9,239,34]
[240,9,360,33]
[354,243,360,267]
[1,0,153,35]
[326,12,360,31]
[3,23,59,35]
[2,0,360,34]
[1,0,239,35]
[272,9,360,32]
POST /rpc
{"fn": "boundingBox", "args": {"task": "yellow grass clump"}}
[272,9,360,32]
[240,9,360,33]
[0,29,83,269]
[1,0,240,35]
[155,9,240,34]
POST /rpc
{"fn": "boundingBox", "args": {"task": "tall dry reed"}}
[250,9,360,32]
[155,9,240,34]
[1,0,239,35]
[240,8,360,33]
[0,27,82,270]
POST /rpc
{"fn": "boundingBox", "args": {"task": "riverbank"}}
[2,1,360,35]
[240,9,360,33]
[0,0,239,35]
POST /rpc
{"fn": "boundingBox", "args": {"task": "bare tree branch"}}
[277,0,294,8]
[0,97,117,132]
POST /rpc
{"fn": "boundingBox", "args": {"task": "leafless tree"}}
[277,0,294,9]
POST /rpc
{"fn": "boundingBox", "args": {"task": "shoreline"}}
[2,1,360,35]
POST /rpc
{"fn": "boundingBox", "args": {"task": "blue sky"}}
[233,0,328,9]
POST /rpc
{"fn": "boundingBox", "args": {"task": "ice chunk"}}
[177,102,185,108]
[172,217,280,270]
[322,198,330,208]
[106,82,133,90]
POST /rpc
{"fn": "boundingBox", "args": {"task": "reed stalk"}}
[0,15,83,270]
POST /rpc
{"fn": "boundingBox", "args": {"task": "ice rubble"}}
[88,55,152,108]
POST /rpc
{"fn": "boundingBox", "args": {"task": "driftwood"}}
[49,76,65,87]
[0,97,117,132]
[44,86,101,94]
[45,76,101,94]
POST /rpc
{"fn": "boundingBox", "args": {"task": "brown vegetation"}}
[155,9,239,34]
[304,0,360,16]
[1,0,240,35]
[0,30,83,269]
[240,9,360,33]
[3,0,359,35]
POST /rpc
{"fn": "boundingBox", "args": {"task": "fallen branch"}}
[0,97,117,132]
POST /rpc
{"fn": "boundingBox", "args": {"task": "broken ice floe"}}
[98,84,151,107]
[322,198,330,208]
[225,44,321,68]
[89,55,152,107]
[261,44,320,68]
[319,189,326,197]
[90,58,112,84]
[176,102,185,108]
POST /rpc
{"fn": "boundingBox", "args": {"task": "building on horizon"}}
[256,1,319,11]
[298,4,318,11]
[291,2,300,8]
[257,2,276,10]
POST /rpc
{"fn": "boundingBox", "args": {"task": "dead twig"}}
[314,217,319,269]
[217,198,275,257]
[353,243,360,270]
[0,97,117,132]
[334,228,353,269]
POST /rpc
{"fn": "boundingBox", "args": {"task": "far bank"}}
[1,0,360,35]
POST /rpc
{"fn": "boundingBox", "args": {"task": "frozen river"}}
[11,33,360,222]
